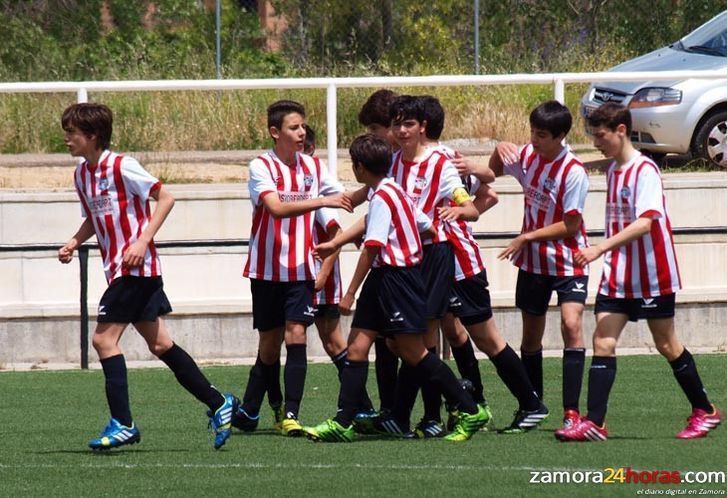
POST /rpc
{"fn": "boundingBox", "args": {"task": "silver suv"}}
[581,10,727,167]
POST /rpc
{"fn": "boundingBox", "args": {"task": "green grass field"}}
[1,355,725,497]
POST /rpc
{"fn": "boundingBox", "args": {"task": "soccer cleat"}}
[498,403,549,434]
[446,409,460,432]
[230,405,259,433]
[676,404,721,439]
[555,417,608,442]
[271,404,285,432]
[413,419,445,439]
[444,404,489,442]
[208,393,239,449]
[280,415,305,437]
[352,409,379,435]
[561,409,580,430]
[304,419,356,443]
[372,414,410,437]
[88,418,141,451]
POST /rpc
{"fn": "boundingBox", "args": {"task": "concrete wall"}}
[2,172,727,366]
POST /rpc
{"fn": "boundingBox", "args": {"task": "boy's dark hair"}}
[586,102,632,135]
[358,89,398,127]
[419,95,445,140]
[529,100,572,138]
[349,134,392,177]
[61,103,113,150]
[389,95,426,125]
[303,124,315,155]
[267,100,305,130]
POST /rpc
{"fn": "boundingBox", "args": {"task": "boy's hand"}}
[574,246,602,267]
[451,151,476,176]
[322,193,353,212]
[122,239,148,268]
[339,292,355,315]
[437,205,465,222]
[495,142,520,166]
[498,234,527,261]
[313,240,339,260]
[58,243,76,264]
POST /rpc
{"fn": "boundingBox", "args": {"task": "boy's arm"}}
[472,182,499,214]
[262,191,352,219]
[451,152,496,184]
[574,217,653,266]
[58,217,96,263]
[498,213,582,261]
[339,245,377,315]
[344,186,370,208]
[315,224,341,291]
[488,142,520,177]
[122,185,175,268]
[314,217,366,259]
[437,199,480,222]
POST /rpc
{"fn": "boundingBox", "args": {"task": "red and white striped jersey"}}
[599,153,681,298]
[244,151,343,282]
[389,148,465,244]
[364,178,431,268]
[504,144,589,276]
[445,174,487,281]
[313,207,342,305]
[73,150,162,283]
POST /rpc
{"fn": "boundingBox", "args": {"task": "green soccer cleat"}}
[444,404,490,442]
[304,419,356,443]
[280,416,305,437]
[271,404,285,432]
[447,402,493,432]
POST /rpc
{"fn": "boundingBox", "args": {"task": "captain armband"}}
[452,187,472,206]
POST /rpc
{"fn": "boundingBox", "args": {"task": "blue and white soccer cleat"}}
[88,418,141,450]
[208,393,239,449]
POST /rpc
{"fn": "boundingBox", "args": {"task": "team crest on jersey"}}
[620,186,631,199]
[543,177,556,191]
[98,178,109,192]
[303,174,314,188]
[414,177,428,190]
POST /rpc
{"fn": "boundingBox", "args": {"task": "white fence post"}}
[554,78,564,104]
[77,87,88,103]
[326,83,338,178]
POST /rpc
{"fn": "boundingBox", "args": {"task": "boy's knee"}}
[593,335,616,356]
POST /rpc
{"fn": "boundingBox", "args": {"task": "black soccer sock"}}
[586,356,617,426]
[391,363,420,428]
[491,344,541,411]
[283,344,307,418]
[415,352,478,415]
[562,348,586,411]
[100,354,133,427]
[451,339,486,404]
[521,348,544,399]
[333,349,374,413]
[334,360,369,427]
[264,359,283,409]
[241,355,267,415]
[158,343,225,412]
[420,347,443,422]
[669,349,712,412]
[375,337,399,413]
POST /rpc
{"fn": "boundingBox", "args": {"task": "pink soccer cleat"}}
[555,417,608,442]
[676,405,721,439]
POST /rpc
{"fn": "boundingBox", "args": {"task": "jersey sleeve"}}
[315,206,340,232]
[440,159,467,200]
[318,161,345,196]
[635,164,665,219]
[562,166,589,216]
[363,195,391,247]
[248,158,277,207]
[121,157,160,199]
[414,205,433,233]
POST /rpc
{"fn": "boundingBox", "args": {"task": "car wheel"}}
[692,110,727,168]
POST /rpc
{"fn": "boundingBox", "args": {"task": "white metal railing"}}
[1,70,726,175]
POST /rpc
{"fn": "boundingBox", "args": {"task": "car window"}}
[680,11,727,56]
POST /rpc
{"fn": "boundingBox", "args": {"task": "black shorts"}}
[351,267,427,337]
[448,270,494,325]
[97,276,172,324]
[314,303,341,320]
[250,279,315,331]
[594,293,676,322]
[515,269,588,316]
[421,242,455,320]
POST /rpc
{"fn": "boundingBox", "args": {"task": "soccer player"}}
[304,134,489,443]
[421,95,548,434]
[358,89,399,148]
[489,100,589,431]
[556,103,722,442]
[58,103,237,450]
[231,100,352,437]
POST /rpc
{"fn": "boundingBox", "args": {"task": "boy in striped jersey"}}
[304,134,489,442]
[557,103,721,441]
[489,100,589,432]
[421,95,548,435]
[232,100,352,437]
[58,103,237,450]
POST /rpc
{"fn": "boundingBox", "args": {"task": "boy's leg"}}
[442,314,486,405]
[283,321,307,422]
[238,327,284,429]
[375,337,399,413]
[560,302,586,423]
[93,322,132,427]
[521,312,546,400]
